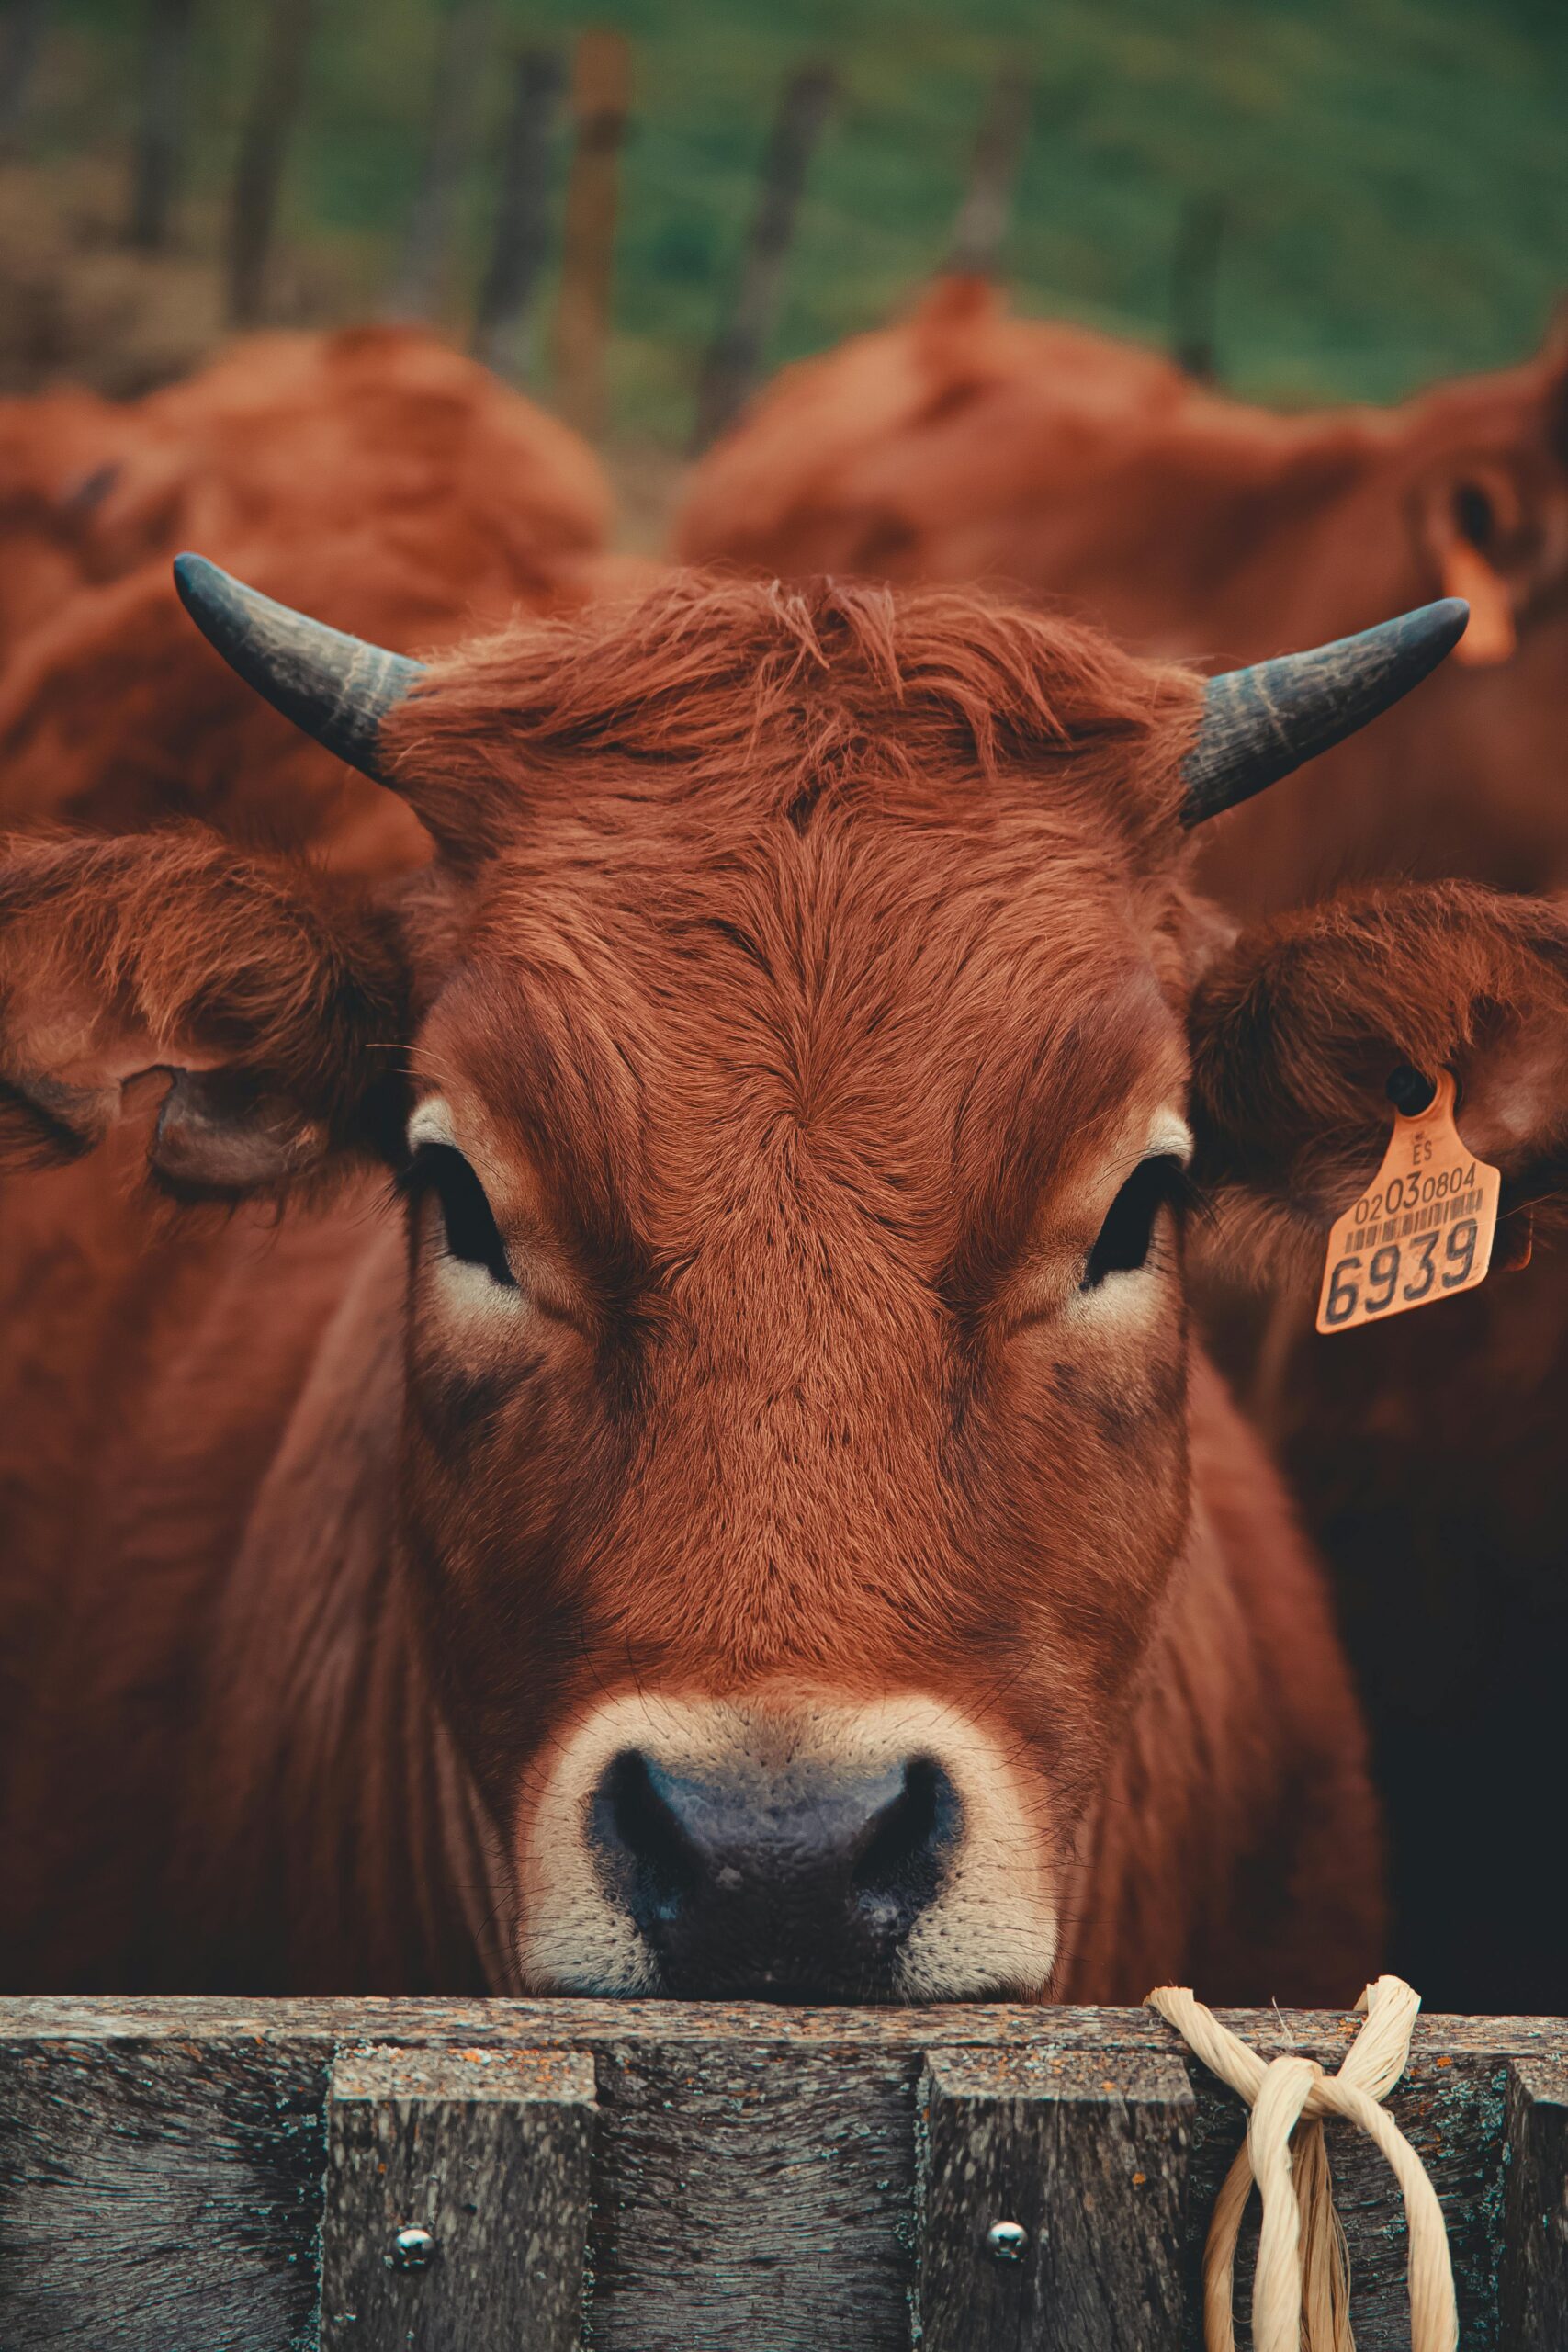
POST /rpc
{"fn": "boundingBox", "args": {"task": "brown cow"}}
[678,277,1568,917]
[5,566,1533,2008]
[0,325,648,868]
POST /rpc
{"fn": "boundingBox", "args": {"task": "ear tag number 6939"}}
[1315,1071,1501,1335]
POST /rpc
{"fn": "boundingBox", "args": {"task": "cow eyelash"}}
[399,1142,518,1290]
[1081,1154,1197,1291]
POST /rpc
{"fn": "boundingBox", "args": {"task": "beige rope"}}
[1145,1976,1457,2352]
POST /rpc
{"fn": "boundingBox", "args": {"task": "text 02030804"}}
[1314,1076,1500,1335]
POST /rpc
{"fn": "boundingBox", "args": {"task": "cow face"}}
[393,754,1199,2000]
[4,570,1489,2001]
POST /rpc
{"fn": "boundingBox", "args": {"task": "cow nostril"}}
[852,1756,961,1935]
[592,1749,701,1926]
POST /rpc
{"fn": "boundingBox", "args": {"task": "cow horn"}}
[173,552,423,785]
[1181,598,1470,825]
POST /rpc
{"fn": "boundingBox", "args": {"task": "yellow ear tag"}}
[1315,1071,1500,1334]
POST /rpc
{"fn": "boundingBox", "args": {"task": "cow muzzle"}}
[514,1691,1059,2002]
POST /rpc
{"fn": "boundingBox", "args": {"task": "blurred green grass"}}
[39,0,1568,444]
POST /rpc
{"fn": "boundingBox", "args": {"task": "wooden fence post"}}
[472,45,565,379]
[318,2044,596,2351]
[914,2047,1193,2352]
[691,61,833,453]
[1500,2055,1568,2350]
[224,0,316,329]
[386,0,494,323]
[553,28,629,440]
[1170,192,1226,383]
[945,62,1031,278]
[127,0,197,250]
[0,0,49,154]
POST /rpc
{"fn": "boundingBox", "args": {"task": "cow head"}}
[0,389,177,656]
[11,567,1545,2003]
[1405,319,1568,664]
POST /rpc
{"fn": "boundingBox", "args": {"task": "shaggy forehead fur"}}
[389,575,1206,1278]
[386,571,1202,859]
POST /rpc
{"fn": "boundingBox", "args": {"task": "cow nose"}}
[590,1747,962,1998]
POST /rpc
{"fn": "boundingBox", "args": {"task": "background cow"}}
[678,277,1568,918]
[3,563,1542,2014]
[1213,1098,1568,2015]
[0,325,653,869]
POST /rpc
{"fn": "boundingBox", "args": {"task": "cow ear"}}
[1411,462,1521,666]
[1187,882,1568,1286]
[0,829,411,1199]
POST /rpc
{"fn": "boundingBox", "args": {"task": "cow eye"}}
[1082,1155,1191,1290]
[403,1142,517,1290]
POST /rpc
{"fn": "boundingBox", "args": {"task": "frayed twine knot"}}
[1146,1975,1457,2352]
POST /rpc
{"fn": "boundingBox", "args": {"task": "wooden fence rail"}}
[0,1997,1563,2348]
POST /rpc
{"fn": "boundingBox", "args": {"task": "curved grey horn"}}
[173,552,423,783]
[1182,597,1470,825]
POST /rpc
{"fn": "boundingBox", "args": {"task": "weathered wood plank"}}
[915,2048,1192,2352]
[587,2036,914,2352]
[0,2035,329,2351]
[1499,2053,1568,2351]
[4,1996,1562,2059]
[318,2044,594,2351]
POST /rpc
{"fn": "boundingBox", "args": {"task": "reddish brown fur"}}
[0,574,1422,2001]
[678,278,1568,915]
[0,382,156,654]
[0,326,652,868]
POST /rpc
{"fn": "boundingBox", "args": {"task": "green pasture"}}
[37,0,1568,443]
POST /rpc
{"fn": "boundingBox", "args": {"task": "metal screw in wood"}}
[389,2223,436,2272]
